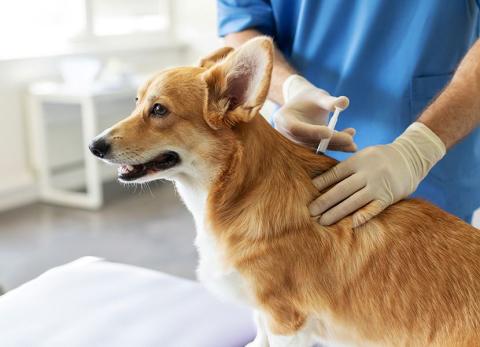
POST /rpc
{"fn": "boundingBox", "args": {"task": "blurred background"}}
[0,0,219,291]
[0,0,479,295]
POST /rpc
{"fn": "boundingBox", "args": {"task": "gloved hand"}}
[274,75,356,152]
[309,122,446,227]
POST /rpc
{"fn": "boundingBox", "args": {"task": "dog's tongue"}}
[118,164,145,176]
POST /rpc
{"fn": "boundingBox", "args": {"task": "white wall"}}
[0,0,219,211]
[0,83,33,209]
[0,50,180,209]
[173,0,220,59]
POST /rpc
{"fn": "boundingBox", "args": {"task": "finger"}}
[275,121,318,147]
[318,189,372,225]
[312,160,356,191]
[327,142,357,152]
[285,119,333,141]
[279,119,357,151]
[351,200,389,228]
[328,129,356,147]
[309,174,365,216]
[341,127,356,136]
[328,129,357,151]
[278,129,339,151]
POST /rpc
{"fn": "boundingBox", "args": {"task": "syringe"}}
[316,106,344,154]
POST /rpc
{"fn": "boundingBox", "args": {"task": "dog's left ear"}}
[202,37,273,129]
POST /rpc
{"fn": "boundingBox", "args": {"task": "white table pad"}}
[0,257,255,347]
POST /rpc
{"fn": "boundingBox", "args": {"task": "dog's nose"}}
[89,137,110,158]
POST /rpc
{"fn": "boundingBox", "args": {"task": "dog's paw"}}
[245,339,269,347]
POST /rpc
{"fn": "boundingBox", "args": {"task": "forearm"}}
[224,30,296,104]
[418,39,480,149]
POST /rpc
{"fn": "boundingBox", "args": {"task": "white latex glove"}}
[309,122,446,226]
[274,75,356,152]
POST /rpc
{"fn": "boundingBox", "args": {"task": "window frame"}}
[0,0,177,61]
[79,0,175,40]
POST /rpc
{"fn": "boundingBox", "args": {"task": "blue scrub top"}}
[218,0,480,221]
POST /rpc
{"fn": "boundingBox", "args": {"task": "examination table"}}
[0,257,255,347]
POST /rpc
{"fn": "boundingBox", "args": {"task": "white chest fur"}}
[174,180,252,304]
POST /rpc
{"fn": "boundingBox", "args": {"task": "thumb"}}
[333,96,350,110]
[314,93,350,112]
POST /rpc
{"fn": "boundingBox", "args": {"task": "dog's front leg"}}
[245,310,269,347]
[245,310,313,347]
[259,305,314,347]
[265,317,315,347]
[267,331,313,347]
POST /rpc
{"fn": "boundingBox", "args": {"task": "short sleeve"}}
[217,0,276,37]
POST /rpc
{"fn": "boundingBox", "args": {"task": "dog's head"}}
[89,37,273,183]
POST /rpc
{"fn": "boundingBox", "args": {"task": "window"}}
[90,0,170,36]
[0,0,173,60]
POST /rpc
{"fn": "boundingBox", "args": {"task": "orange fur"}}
[209,114,480,345]
[98,38,480,346]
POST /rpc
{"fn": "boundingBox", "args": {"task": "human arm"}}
[309,39,480,226]
[417,40,480,149]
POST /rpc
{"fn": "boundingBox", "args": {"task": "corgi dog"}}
[89,37,480,346]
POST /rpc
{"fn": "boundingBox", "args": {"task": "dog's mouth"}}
[117,151,180,182]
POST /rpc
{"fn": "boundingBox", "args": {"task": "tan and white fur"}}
[90,37,480,346]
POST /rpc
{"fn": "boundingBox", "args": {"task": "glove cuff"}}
[393,122,446,190]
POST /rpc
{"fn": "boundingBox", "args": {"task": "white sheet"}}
[0,257,255,347]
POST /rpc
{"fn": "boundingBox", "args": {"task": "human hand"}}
[274,75,356,152]
[309,122,446,227]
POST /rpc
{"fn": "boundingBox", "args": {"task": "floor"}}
[0,181,198,291]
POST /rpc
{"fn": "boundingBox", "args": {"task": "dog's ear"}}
[202,37,273,129]
[199,46,234,68]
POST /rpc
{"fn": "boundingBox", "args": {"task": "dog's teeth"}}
[118,165,130,175]
[126,165,134,171]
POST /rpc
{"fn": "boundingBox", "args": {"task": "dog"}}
[89,37,480,346]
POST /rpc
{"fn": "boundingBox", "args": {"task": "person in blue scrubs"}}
[217,0,480,225]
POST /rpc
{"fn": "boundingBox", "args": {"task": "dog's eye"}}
[151,103,169,117]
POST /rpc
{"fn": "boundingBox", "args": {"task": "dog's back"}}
[322,199,480,345]
[298,144,480,345]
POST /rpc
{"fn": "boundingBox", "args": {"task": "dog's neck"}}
[204,114,337,241]
[174,113,337,240]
